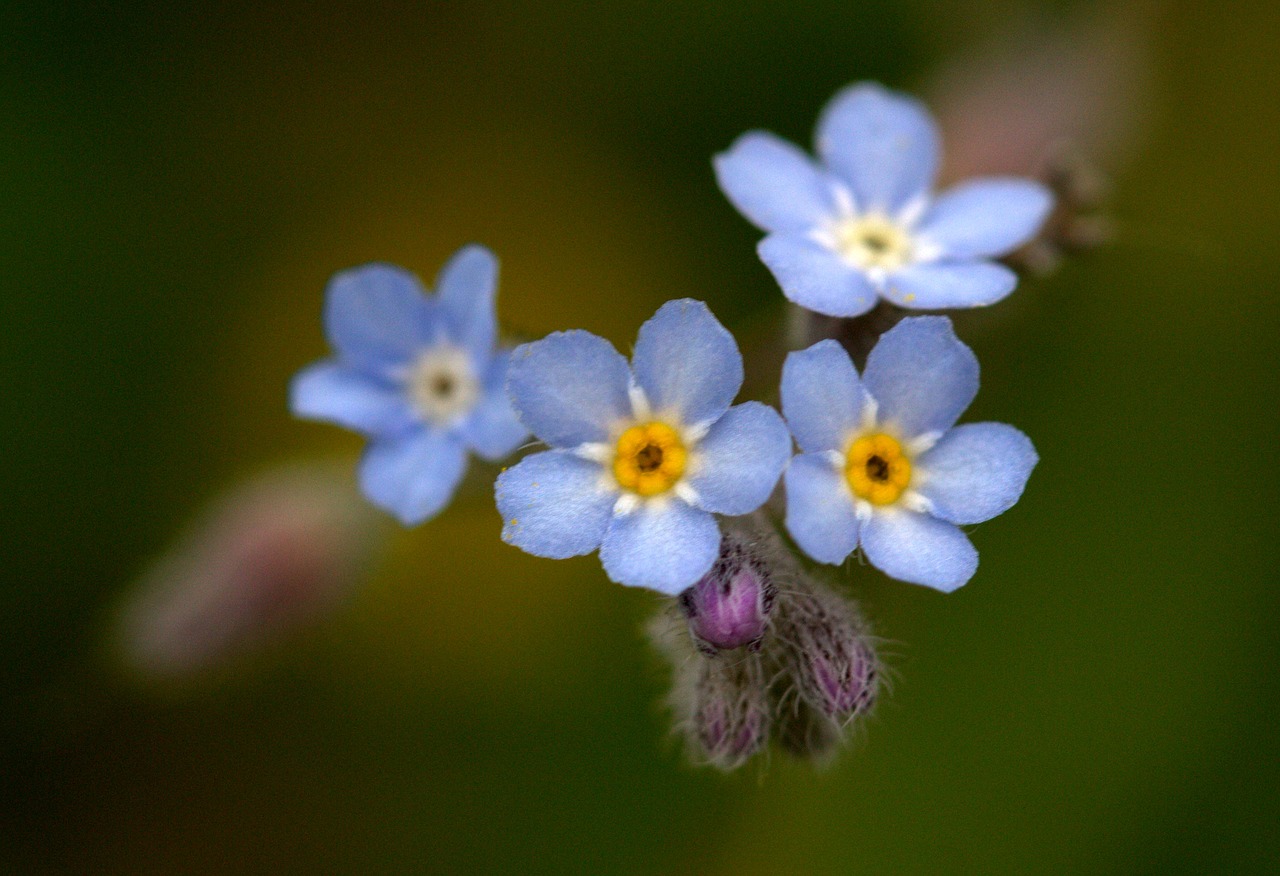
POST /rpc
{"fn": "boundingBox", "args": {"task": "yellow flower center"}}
[613,422,687,497]
[844,433,912,505]
[834,215,913,271]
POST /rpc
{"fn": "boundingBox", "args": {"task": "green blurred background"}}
[4,1,1278,872]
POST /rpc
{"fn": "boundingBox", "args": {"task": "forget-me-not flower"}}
[290,245,527,525]
[714,82,1054,317]
[496,299,791,594]
[781,317,1037,591]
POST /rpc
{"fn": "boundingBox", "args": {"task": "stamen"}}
[636,443,664,473]
[613,422,687,496]
[844,433,911,505]
[833,214,913,271]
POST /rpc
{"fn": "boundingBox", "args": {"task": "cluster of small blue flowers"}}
[291,83,1051,768]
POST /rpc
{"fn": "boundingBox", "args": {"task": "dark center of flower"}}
[408,345,480,425]
[845,433,912,505]
[864,454,891,482]
[432,374,455,399]
[835,215,912,271]
[860,231,891,254]
[636,443,665,473]
[613,422,687,497]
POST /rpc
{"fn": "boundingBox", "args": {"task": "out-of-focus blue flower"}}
[496,299,791,594]
[715,82,1053,317]
[780,317,1037,591]
[290,246,527,525]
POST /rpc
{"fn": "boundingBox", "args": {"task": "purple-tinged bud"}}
[648,518,884,769]
[776,698,842,764]
[810,634,877,717]
[678,532,777,655]
[648,604,771,771]
[687,655,771,770]
[773,575,879,722]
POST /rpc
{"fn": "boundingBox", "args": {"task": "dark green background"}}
[4,1,1278,872]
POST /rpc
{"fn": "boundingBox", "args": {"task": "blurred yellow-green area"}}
[4,1,1279,873]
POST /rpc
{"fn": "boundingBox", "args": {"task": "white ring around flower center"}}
[407,345,480,425]
[833,214,914,272]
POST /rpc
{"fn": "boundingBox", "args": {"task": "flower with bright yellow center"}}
[833,214,914,272]
[844,433,912,506]
[612,421,688,497]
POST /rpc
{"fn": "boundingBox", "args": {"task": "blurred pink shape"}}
[927,10,1156,271]
[117,463,386,679]
[930,10,1153,182]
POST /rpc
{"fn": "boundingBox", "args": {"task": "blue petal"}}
[815,82,940,214]
[916,178,1054,259]
[713,131,839,234]
[885,261,1018,310]
[325,264,433,372]
[862,316,979,439]
[758,234,878,318]
[599,499,720,594]
[459,350,529,461]
[784,453,860,564]
[632,299,742,428]
[290,360,415,436]
[435,244,498,360]
[686,402,790,515]
[507,330,633,448]
[496,450,616,559]
[860,509,977,592]
[917,422,1038,525]
[358,428,468,526]
[781,340,866,453]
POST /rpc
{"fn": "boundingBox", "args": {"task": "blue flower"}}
[714,82,1054,318]
[496,299,791,594]
[780,317,1037,591]
[290,246,528,525]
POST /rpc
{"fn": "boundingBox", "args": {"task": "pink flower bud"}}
[689,655,771,770]
[116,462,386,679]
[648,521,883,769]
[773,575,878,721]
[649,598,772,770]
[678,533,777,654]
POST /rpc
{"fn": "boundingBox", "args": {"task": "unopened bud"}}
[688,655,771,770]
[649,604,771,770]
[115,462,386,679]
[648,519,884,770]
[1004,145,1116,275]
[678,532,777,654]
[776,698,842,763]
[773,575,879,722]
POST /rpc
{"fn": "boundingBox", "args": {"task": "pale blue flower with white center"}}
[496,299,791,594]
[781,317,1037,591]
[714,82,1054,318]
[290,245,528,525]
